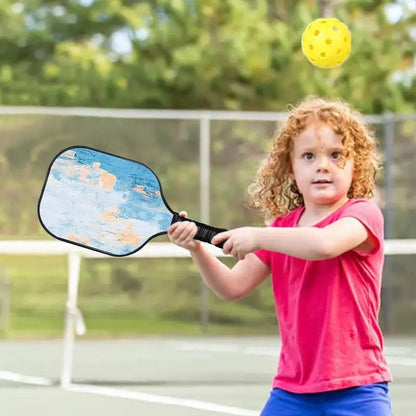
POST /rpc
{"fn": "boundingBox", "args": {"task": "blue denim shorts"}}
[260,382,393,416]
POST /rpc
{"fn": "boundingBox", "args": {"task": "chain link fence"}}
[0,108,415,335]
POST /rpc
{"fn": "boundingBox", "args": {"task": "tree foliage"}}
[0,0,415,113]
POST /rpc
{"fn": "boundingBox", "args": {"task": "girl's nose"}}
[316,155,330,171]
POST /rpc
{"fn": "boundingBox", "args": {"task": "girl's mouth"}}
[312,179,332,184]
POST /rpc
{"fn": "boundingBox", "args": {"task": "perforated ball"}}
[301,18,351,68]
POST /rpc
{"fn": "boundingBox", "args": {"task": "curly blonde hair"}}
[249,96,382,221]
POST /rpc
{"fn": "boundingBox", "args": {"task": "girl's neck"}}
[298,197,349,227]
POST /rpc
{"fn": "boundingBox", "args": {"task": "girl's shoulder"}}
[340,198,383,217]
[269,206,304,228]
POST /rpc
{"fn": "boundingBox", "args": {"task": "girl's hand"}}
[211,227,261,260]
[167,211,201,252]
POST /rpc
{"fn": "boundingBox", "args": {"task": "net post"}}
[200,115,211,329]
[61,252,82,388]
[382,113,395,333]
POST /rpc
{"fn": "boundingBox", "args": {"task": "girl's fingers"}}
[168,222,183,238]
[168,222,185,240]
[177,223,196,243]
[169,221,197,245]
[211,232,230,245]
[222,239,233,255]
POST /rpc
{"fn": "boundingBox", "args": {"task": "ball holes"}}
[337,49,341,54]
[326,39,332,45]
[309,44,314,50]
[320,52,326,57]
[333,26,339,32]
[314,30,320,36]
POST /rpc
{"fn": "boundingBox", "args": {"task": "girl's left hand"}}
[211,227,261,260]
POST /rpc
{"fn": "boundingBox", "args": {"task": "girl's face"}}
[291,121,354,209]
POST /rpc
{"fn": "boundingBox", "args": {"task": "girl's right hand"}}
[167,211,201,252]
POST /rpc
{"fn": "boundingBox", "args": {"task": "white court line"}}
[66,383,259,416]
[384,346,413,354]
[171,342,278,357]
[170,342,416,367]
[0,371,54,386]
[386,357,416,366]
[0,370,258,415]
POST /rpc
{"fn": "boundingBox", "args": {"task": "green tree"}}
[0,1,414,113]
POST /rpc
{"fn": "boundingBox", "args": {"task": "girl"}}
[168,97,393,416]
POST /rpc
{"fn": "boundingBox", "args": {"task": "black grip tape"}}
[172,212,227,249]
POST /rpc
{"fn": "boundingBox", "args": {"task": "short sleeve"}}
[339,199,384,255]
[255,248,271,266]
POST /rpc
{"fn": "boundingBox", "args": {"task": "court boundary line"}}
[169,340,416,366]
[0,371,54,386]
[66,383,259,415]
[0,371,258,416]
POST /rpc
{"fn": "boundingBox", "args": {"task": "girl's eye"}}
[303,152,314,160]
[331,151,341,160]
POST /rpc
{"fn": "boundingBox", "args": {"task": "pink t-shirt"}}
[256,198,392,393]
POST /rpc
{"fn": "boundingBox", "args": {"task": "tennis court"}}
[0,335,415,416]
[1,108,416,416]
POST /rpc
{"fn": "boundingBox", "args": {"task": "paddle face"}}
[38,146,174,256]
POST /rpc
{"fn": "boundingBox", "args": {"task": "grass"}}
[1,253,415,339]
[0,254,277,340]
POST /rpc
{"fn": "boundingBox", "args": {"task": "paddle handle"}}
[172,212,227,249]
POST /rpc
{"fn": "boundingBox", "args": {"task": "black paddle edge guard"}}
[172,212,227,249]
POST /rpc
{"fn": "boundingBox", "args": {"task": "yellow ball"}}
[301,18,351,68]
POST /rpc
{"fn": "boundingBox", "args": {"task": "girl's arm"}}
[168,220,270,301]
[212,217,373,260]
